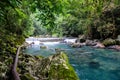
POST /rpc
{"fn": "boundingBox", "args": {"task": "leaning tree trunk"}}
[11,46,22,80]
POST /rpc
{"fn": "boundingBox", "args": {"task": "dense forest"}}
[1,0,120,53]
[0,0,120,80]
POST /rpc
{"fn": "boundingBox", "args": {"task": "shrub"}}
[102,38,120,46]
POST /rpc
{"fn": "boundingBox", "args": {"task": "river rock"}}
[18,52,79,80]
[85,40,97,46]
[40,45,47,49]
[70,43,82,48]
[76,38,86,43]
[45,52,79,80]
[107,45,120,51]
[102,38,120,47]
[89,61,100,69]
[93,42,105,48]
[55,48,65,53]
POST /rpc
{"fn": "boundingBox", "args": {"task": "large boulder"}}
[18,52,79,80]
[1,51,79,80]
[45,52,79,80]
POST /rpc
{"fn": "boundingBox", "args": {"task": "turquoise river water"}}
[24,41,120,80]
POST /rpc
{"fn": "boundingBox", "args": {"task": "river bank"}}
[0,51,79,80]
[0,40,79,80]
[26,36,120,51]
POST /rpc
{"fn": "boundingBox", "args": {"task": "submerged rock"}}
[55,48,65,53]
[70,43,82,48]
[40,45,47,49]
[89,61,100,69]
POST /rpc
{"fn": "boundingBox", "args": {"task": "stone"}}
[102,38,120,47]
[89,61,100,69]
[17,52,79,80]
[107,45,120,51]
[93,42,105,48]
[86,40,97,46]
[40,45,47,49]
[47,52,79,80]
[79,39,86,43]
[70,43,82,48]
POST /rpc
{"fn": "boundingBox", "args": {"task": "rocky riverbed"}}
[66,38,120,51]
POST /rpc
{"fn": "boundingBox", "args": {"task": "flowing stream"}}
[24,38,120,80]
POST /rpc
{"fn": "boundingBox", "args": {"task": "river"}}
[24,38,120,80]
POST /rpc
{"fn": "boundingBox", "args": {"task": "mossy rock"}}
[17,52,79,80]
[40,46,47,49]
[48,52,79,80]
[20,73,35,80]
[34,55,43,60]
[102,38,120,46]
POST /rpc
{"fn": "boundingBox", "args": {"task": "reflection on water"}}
[24,41,120,80]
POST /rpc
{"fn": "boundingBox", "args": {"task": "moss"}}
[48,52,79,80]
[1,50,79,80]
[40,46,47,49]
[102,38,120,46]
[0,46,79,80]
[20,73,35,80]
[34,55,43,60]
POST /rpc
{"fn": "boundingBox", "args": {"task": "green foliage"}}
[54,0,107,37]
[32,0,69,35]
[1,0,120,55]
[102,38,120,46]
[0,0,34,54]
[21,73,35,80]
[30,13,47,36]
[88,5,120,39]
[48,52,79,80]
[56,0,120,39]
